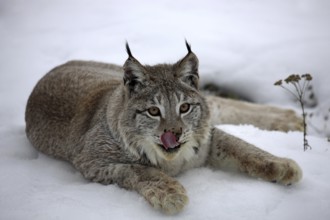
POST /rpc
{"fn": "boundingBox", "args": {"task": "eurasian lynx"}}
[25,42,302,214]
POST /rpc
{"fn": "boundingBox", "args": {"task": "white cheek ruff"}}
[139,137,198,166]
[178,139,197,161]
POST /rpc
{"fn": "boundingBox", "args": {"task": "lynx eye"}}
[179,103,190,114]
[147,106,161,116]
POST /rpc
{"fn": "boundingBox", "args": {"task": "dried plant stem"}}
[274,74,312,151]
[298,96,311,151]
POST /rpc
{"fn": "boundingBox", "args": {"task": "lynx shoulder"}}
[25,42,302,214]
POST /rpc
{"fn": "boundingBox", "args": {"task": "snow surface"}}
[1,0,330,219]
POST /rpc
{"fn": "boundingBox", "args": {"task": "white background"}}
[1,0,330,219]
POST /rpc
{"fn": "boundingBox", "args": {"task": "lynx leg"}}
[206,95,303,132]
[73,155,188,215]
[208,128,302,185]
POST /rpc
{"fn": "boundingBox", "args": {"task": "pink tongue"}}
[160,132,180,150]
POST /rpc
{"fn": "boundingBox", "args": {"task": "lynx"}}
[25,42,302,214]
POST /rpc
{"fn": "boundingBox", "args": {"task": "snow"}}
[1,0,330,219]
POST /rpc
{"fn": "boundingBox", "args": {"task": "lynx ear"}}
[176,41,199,89]
[123,42,148,92]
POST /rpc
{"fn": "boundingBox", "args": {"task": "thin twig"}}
[274,74,312,151]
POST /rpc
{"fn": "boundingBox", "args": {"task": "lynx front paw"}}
[142,179,188,215]
[260,158,303,185]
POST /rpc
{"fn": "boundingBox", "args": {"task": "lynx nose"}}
[164,127,182,141]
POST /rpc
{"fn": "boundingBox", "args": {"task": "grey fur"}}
[25,44,302,215]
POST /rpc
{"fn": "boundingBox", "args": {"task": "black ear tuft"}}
[123,43,148,93]
[185,40,192,54]
[175,42,199,89]
[126,41,134,58]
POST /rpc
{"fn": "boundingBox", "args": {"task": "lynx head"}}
[118,41,211,165]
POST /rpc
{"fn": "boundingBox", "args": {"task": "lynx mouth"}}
[159,131,182,153]
[157,143,181,153]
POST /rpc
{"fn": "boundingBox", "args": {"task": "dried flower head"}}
[285,74,301,83]
[302,73,312,81]
[274,80,282,86]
